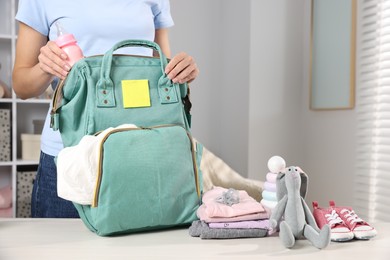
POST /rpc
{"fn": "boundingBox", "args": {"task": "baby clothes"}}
[191,187,270,239]
[208,219,271,229]
[189,220,268,239]
[197,186,269,222]
[197,207,268,223]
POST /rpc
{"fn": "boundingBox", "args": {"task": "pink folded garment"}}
[208,219,271,229]
[201,186,266,218]
[197,204,269,223]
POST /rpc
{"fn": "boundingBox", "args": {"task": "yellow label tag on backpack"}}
[121,80,151,108]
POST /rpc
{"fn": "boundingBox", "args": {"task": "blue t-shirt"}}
[16,0,174,156]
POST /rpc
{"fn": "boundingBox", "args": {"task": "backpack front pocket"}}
[90,125,201,235]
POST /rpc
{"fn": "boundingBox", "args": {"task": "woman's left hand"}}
[165,52,199,84]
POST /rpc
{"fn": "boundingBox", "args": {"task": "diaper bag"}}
[51,39,202,236]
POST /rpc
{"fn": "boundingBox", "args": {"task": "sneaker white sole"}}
[331,232,354,242]
[353,229,377,240]
[330,227,354,242]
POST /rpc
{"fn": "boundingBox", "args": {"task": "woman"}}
[13,0,261,218]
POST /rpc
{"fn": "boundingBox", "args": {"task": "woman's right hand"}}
[38,41,70,80]
[13,23,69,99]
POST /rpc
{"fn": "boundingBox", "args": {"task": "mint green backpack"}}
[51,40,202,236]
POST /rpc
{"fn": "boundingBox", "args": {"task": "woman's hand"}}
[13,23,69,99]
[38,41,71,80]
[165,52,199,84]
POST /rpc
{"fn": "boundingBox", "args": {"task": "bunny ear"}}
[275,172,287,201]
[298,168,309,198]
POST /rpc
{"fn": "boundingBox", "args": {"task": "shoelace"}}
[325,210,344,226]
[340,209,363,224]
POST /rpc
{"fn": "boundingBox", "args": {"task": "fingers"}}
[38,41,70,79]
[165,52,199,84]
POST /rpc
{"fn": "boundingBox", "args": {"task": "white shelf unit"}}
[0,0,50,217]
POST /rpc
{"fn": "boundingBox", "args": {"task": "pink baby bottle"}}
[55,21,84,66]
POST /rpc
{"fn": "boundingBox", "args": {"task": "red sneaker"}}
[312,201,354,242]
[329,201,377,240]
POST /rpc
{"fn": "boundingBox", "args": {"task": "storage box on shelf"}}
[16,170,36,218]
[17,103,48,161]
[21,134,41,161]
[0,0,50,218]
[0,109,11,162]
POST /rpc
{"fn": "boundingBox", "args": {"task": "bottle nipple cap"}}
[55,21,67,37]
[54,21,77,47]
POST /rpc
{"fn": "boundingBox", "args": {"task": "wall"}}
[300,0,357,207]
[169,0,219,148]
[248,0,305,180]
[170,0,251,175]
[170,0,357,207]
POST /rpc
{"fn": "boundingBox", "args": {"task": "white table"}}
[0,219,388,260]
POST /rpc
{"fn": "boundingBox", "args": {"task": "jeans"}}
[31,151,79,218]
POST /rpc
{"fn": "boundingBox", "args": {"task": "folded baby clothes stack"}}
[189,220,269,239]
[190,186,270,239]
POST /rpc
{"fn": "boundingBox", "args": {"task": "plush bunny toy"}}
[270,166,330,249]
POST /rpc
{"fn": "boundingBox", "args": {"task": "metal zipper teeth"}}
[92,124,200,208]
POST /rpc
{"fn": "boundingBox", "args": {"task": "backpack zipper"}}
[50,79,65,130]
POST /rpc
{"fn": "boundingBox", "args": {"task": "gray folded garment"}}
[189,220,268,239]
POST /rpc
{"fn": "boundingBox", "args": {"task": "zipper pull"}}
[140,126,152,130]
[50,113,59,131]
